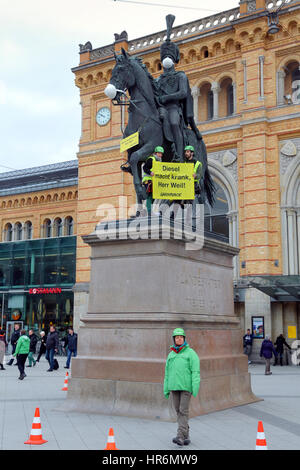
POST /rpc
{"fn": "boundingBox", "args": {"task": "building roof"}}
[0,160,78,196]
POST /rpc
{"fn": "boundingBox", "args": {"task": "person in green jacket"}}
[13,330,30,380]
[164,327,200,446]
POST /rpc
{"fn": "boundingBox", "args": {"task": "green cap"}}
[172,328,185,337]
[184,145,194,152]
[154,146,164,153]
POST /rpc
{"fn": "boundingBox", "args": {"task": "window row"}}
[3,217,74,242]
[0,191,78,209]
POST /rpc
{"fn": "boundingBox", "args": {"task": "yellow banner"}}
[288,326,297,339]
[152,161,195,200]
[120,132,139,153]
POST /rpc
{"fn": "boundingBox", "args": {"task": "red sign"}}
[29,288,62,295]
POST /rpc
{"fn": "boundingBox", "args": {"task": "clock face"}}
[96,106,111,126]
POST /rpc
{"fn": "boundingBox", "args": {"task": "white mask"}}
[162,57,174,69]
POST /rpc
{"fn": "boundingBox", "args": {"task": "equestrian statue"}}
[104,14,215,209]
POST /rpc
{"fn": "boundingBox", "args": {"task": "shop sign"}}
[29,288,62,294]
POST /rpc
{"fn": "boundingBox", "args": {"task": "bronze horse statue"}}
[105,48,215,207]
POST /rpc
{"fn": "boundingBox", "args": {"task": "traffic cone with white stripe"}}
[24,408,48,445]
[62,371,69,391]
[104,427,118,450]
[256,421,268,450]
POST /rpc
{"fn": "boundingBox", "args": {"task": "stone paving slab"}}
[0,357,300,451]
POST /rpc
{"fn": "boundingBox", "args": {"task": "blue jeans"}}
[46,348,55,369]
[66,349,77,368]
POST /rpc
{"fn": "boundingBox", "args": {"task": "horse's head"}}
[104,48,136,104]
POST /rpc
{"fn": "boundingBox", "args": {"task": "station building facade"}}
[71,0,300,360]
[0,161,78,341]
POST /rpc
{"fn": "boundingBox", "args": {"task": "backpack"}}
[53,358,59,370]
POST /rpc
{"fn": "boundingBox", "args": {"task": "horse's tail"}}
[204,167,216,207]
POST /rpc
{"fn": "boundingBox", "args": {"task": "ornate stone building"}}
[0,161,78,339]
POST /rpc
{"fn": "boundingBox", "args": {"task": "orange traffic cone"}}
[256,421,268,450]
[24,408,48,445]
[62,371,69,391]
[104,427,118,450]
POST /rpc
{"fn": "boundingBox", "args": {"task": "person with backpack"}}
[260,335,277,375]
[13,330,30,380]
[26,329,38,367]
[45,325,59,372]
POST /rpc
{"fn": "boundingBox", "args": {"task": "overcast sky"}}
[0,0,238,174]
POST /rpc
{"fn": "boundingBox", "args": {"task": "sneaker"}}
[184,439,191,446]
[64,366,69,369]
[47,368,53,372]
[172,437,184,446]
[248,361,251,364]
[26,365,32,367]
[33,362,36,367]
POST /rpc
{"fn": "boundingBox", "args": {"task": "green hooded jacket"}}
[164,343,200,399]
[14,335,30,356]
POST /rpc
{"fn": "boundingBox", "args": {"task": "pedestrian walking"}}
[243,328,253,364]
[260,335,277,375]
[64,327,78,369]
[26,329,38,367]
[13,330,30,380]
[164,328,200,446]
[36,331,47,362]
[274,333,291,366]
[0,329,7,370]
[45,325,59,372]
[6,323,21,366]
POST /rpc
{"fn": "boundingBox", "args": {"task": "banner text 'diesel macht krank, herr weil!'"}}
[152,161,195,200]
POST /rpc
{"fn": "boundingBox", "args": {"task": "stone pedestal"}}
[66,217,259,420]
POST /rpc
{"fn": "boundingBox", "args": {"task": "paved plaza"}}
[0,356,299,451]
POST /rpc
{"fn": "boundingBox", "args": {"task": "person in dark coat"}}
[6,323,21,366]
[260,335,277,375]
[243,329,253,364]
[274,334,291,366]
[26,329,38,367]
[45,325,59,372]
[64,327,78,369]
[36,331,47,362]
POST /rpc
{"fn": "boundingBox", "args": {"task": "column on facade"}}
[281,208,289,275]
[277,69,286,105]
[242,60,247,102]
[259,55,265,99]
[287,209,298,275]
[191,86,200,123]
[228,211,238,279]
[211,82,220,119]
[297,208,300,275]
[232,82,237,114]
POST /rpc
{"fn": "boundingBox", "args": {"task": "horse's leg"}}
[130,142,156,202]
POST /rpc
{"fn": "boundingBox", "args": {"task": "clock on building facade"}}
[96,106,111,126]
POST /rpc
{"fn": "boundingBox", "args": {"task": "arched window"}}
[53,218,63,237]
[43,219,52,238]
[219,77,234,118]
[15,222,22,241]
[204,183,229,242]
[227,84,234,116]
[207,90,213,120]
[65,217,74,236]
[24,221,32,240]
[4,223,12,242]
